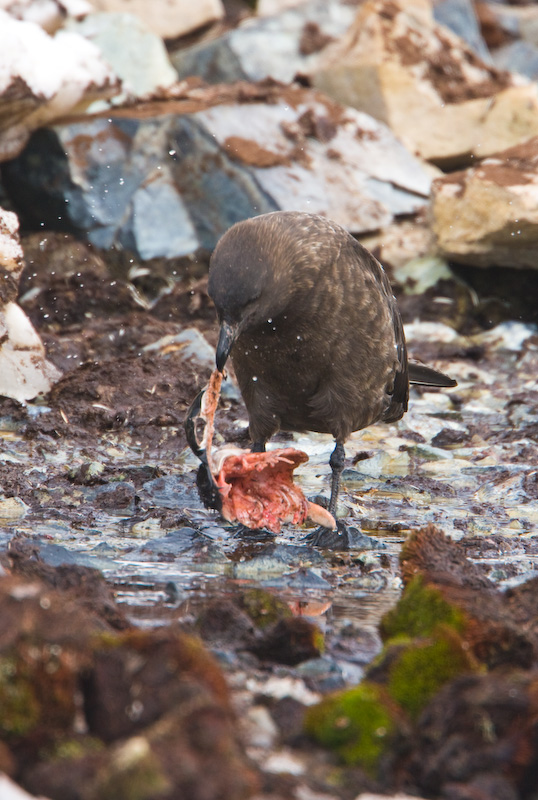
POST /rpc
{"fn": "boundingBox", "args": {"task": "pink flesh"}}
[200,369,335,533]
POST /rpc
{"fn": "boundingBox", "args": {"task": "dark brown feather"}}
[209,211,414,444]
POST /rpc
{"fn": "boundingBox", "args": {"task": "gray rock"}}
[67,12,178,105]
[491,40,538,81]
[433,0,491,62]
[140,474,200,508]
[171,0,355,85]
[3,85,431,259]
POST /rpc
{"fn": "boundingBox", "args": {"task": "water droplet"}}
[252,376,258,382]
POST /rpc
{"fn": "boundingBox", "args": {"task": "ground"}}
[1,229,538,799]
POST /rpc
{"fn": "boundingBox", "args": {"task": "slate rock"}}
[433,0,491,62]
[2,83,431,259]
[67,12,178,104]
[171,0,356,85]
[491,39,538,81]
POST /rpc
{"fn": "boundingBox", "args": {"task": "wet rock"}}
[312,0,538,167]
[404,672,538,799]
[171,0,356,85]
[197,598,257,648]
[306,525,538,791]
[2,83,431,258]
[136,527,212,557]
[0,567,257,800]
[0,10,119,162]
[5,533,131,629]
[249,616,324,666]
[67,12,178,104]
[0,208,62,401]
[85,0,224,39]
[139,473,200,509]
[430,137,538,268]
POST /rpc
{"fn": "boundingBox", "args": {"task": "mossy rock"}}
[387,627,479,720]
[380,575,466,641]
[92,737,171,800]
[0,645,77,740]
[304,681,401,774]
[238,587,292,629]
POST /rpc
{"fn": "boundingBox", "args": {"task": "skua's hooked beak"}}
[216,321,238,372]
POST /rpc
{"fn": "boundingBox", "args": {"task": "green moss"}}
[380,575,466,641]
[94,737,171,800]
[304,682,398,774]
[51,736,104,761]
[387,629,477,720]
[239,588,292,629]
[0,656,40,737]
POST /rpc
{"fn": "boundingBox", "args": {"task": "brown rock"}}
[85,0,224,39]
[430,137,538,268]
[0,566,257,800]
[312,0,538,167]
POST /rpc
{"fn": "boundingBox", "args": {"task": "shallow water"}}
[1,320,538,680]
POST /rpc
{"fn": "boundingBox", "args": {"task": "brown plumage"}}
[208,211,455,542]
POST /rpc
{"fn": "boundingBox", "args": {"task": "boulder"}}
[2,82,432,260]
[0,208,62,401]
[85,0,224,39]
[312,0,538,167]
[430,137,538,269]
[171,0,356,85]
[0,10,119,161]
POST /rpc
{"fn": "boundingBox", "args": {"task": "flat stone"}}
[430,136,538,268]
[0,9,120,161]
[312,0,538,167]
[85,0,224,39]
[67,12,178,104]
[3,83,431,259]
